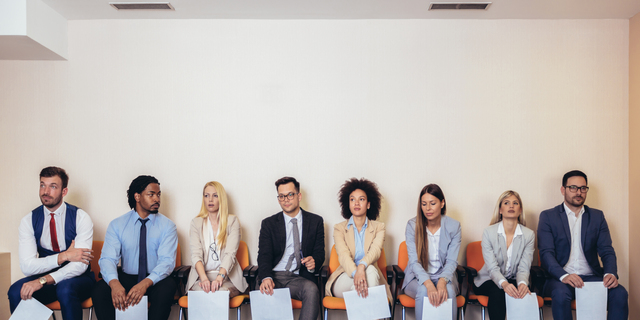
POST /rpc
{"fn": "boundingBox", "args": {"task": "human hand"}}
[561,274,584,288]
[109,280,128,311]
[260,278,274,295]
[517,283,530,299]
[126,279,151,307]
[211,276,224,292]
[502,282,519,298]
[198,279,211,293]
[603,274,618,289]
[354,265,368,298]
[20,279,43,300]
[301,256,315,271]
[61,240,93,265]
[424,281,440,307]
[436,278,448,305]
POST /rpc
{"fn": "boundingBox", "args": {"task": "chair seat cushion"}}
[46,298,93,310]
[468,294,489,306]
[322,297,346,310]
[399,294,465,308]
[292,299,303,309]
[178,294,249,309]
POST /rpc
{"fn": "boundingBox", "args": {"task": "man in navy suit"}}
[257,176,325,320]
[538,170,628,320]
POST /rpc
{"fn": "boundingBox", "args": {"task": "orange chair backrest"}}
[176,243,182,268]
[398,241,409,271]
[237,241,249,270]
[466,241,484,271]
[91,241,104,282]
[327,244,387,275]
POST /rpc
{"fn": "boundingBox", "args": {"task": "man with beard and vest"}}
[8,166,95,320]
[92,175,177,320]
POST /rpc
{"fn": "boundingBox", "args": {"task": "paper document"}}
[250,288,294,320]
[189,290,230,320]
[422,297,453,320]
[343,285,391,320]
[576,282,607,320]
[9,298,52,320]
[505,293,539,320]
[116,296,148,320]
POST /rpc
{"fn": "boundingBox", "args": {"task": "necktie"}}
[285,218,302,272]
[50,213,60,252]
[138,218,149,283]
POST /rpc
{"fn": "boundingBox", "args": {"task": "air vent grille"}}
[429,2,491,10]
[110,2,174,10]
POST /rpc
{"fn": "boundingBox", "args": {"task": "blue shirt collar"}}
[347,216,368,230]
[130,210,157,225]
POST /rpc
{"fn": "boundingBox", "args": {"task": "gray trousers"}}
[403,277,457,320]
[273,271,320,320]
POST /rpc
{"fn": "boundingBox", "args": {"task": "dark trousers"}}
[543,275,629,320]
[92,271,177,320]
[272,271,320,320]
[473,279,516,320]
[8,272,95,320]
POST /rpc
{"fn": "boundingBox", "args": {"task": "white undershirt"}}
[427,227,441,274]
[204,220,221,272]
[560,203,593,280]
[497,221,526,286]
[273,210,303,274]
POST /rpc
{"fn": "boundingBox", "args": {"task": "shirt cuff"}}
[604,273,613,278]
[46,254,60,268]
[559,273,569,282]
[147,274,159,285]
[103,272,119,285]
[518,281,527,286]
[262,277,273,283]
[498,279,506,287]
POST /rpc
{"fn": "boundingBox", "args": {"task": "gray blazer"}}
[403,216,461,290]
[474,222,535,288]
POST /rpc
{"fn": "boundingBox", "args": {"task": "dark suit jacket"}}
[257,208,325,283]
[537,203,618,280]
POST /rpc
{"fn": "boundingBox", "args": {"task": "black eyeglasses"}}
[209,241,219,261]
[277,192,298,202]
[565,185,589,193]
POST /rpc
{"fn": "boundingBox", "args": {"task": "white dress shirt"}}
[427,227,441,274]
[497,221,526,286]
[273,209,303,274]
[204,220,222,272]
[560,203,593,281]
[18,202,94,284]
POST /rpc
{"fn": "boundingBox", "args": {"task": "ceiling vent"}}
[429,2,491,10]
[109,2,174,10]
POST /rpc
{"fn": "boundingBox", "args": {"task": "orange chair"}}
[46,240,103,320]
[177,241,254,320]
[464,241,544,320]
[392,241,466,320]
[320,245,393,320]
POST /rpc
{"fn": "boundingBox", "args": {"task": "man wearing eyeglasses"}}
[538,170,628,320]
[257,176,325,320]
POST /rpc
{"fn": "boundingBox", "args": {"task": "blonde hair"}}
[490,190,526,226]
[197,181,229,249]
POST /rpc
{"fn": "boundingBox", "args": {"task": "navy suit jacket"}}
[257,209,325,283]
[537,203,618,280]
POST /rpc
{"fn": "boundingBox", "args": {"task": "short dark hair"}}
[562,170,588,186]
[127,175,159,209]
[40,167,69,189]
[275,176,300,192]
[338,178,382,220]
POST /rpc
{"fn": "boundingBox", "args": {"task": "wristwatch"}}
[218,273,226,280]
[39,277,47,285]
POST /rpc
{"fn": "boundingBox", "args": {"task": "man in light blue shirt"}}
[92,175,178,320]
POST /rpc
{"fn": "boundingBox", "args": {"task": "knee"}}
[365,266,380,285]
[548,282,572,302]
[302,280,319,298]
[8,281,23,305]
[416,283,428,298]
[92,280,111,300]
[610,285,628,302]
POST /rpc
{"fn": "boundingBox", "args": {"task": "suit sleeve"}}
[515,229,534,286]
[311,215,325,271]
[406,219,430,286]
[596,215,618,277]
[538,211,567,280]
[440,219,461,283]
[257,218,274,281]
[481,227,507,287]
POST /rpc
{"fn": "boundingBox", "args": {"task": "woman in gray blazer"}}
[185,181,248,297]
[404,184,461,320]
[473,190,535,320]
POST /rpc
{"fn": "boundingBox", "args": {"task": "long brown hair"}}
[415,184,447,269]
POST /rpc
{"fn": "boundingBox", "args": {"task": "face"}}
[349,189,370,218]
[39,176,67,210]
[135,183,161,215]
[499,194,522,220]
[421,193,444,222]
[277,182,301,215]
[203,185,220,214]
[562,176,588,208]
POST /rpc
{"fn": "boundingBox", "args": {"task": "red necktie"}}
[50,213,60,252]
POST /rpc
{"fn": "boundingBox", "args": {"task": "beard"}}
[40,194,62,210]
[565,195,585,207]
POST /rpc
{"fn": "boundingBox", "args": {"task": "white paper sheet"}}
[342,285,391,320]
[421,297,453,320]
[576,282,607,320]
[249,288,294,320]
[188,290,230,320]
[9,298,53,320]
[505,293,540,320]
[116,296,148,320]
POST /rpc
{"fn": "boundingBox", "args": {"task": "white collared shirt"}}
[204,218,222,272]
[18,203,94,284]
[560,203,593,280]
[497,221,525,286]
[273,209,303,274]
[426,227,441,274]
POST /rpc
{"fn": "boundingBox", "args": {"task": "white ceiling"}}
[42,0,640,20]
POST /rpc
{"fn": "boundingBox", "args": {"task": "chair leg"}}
[179,307,183,320]
[237,306,241,320]
[460,307,464,320]
[540,307,544,320]
[401,306,405,320]
[324,307,328,320]
[88,307,93,320]
[481,306,485,320]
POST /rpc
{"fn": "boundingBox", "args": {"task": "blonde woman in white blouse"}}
[473,190,535,320]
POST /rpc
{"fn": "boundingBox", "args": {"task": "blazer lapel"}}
[497,231,508,273]
[438,218,449,263]
[364,221,374,251]
[581,207,590,249]
[276,212,286,252]
[346,222,356,255]
[301,209,311,255]
[510,232,523,272]
[558,204,572,244]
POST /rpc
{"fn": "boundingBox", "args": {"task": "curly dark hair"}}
[338,178,382,220]
[127,175,159,209]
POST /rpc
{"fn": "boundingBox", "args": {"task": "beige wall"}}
[0,19,630,319]
[629,11,640,320]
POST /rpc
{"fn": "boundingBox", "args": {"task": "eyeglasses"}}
[565,185,589,193]
[277,192,298,202]
[209,241,219,261]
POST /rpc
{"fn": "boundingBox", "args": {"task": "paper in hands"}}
[505,292,539,320]
[116,296,148,320]
[576,281,607,320]
[250,288,294,320]
[9,298,52,320]
[421,297,453,320]
[188,290,230,320]
[343,285,391,320]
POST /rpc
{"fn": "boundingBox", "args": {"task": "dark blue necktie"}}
[138,218,149,283]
